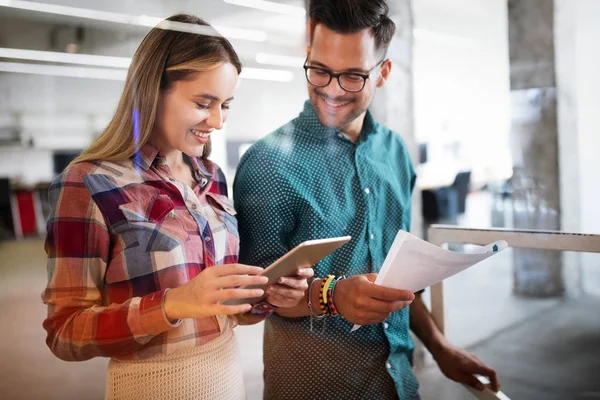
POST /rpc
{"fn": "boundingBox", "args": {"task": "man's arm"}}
[277,274,414,325]
[409,293,501,392]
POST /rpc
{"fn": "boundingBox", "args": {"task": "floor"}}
[1,192,599,399]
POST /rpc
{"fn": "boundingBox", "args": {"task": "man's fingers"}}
[294,268,315,279]
[267,285,302,300]
[364,284,415,302]
[276,277,308,290]
[353,296,410,313]
[470,368,499,392]
[461,374,486,391]
[489,373,500,392]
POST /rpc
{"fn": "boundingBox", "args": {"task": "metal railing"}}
[427,225,600,400]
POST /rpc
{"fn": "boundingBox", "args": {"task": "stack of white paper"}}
[352,230,508,332]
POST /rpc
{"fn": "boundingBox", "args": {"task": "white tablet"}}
[224,236,351,305]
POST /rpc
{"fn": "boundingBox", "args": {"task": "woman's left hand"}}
[265,268,314,308]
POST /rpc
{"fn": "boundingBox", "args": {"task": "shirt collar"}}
[132,143,160,170]
[132,143,213,183]
[296,100,380,141]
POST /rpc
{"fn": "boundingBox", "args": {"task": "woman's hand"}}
[164,264,268,320]
[265,268,314,308]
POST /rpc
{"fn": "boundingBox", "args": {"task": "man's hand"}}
[334,273,414,325]
[266,268,314,308]
[432,342,500,392]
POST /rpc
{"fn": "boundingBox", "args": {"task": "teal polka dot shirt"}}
[233,100,418,399]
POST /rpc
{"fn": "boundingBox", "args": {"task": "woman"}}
[42,14,312,400]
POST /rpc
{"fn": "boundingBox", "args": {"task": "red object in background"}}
[15,190,37,235]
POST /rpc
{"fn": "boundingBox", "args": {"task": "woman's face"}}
[153,62,239,158]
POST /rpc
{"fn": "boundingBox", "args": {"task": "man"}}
[234,1,500,398]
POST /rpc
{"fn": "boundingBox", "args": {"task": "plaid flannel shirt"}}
[42,144,242,361]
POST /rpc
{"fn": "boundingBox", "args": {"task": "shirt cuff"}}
[251,300,278,314]
[138,289,182,336]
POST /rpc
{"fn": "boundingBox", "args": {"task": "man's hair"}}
[309,0,396,56]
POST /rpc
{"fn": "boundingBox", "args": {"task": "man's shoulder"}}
[375,124,409,147]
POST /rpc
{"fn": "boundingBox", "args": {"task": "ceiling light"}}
[0,62,127,80]
[0,0,133,24]
[224,0,305,16]
[0,0,268,42]
[0,47,131,68]
[0,60,294,83]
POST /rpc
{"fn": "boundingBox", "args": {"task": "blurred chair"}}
[0,178,14,239]
[452,171,471,214]
[421,171,471,224]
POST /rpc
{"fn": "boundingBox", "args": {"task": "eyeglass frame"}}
[303,57,386,93]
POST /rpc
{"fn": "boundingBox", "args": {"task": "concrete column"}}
[507,0,564,297]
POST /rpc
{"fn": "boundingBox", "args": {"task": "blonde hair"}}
[72,14,242,165]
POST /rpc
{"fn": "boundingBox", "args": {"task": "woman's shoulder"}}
[53,161,101,185]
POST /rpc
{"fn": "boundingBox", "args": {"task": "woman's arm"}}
[42,166,178,361]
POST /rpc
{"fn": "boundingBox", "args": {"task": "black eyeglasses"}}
[303,58,385,93]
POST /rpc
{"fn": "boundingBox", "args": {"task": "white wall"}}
[226,75,307,141]
[575,0,600,295]
[413,0,512,185]
[556,0,600,296]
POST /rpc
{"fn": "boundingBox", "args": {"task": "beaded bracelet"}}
[327,275,345,317]
[320,275,336,316]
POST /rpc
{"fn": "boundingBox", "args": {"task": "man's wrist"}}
[310,278,325,315]
[428,333,451,359]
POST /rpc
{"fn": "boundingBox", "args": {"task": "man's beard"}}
[309,89,366,130]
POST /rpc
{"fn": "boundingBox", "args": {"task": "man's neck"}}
[339,111,366,143]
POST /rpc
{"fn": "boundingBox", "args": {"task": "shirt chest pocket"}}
[107,195,187,283]
[205,192,239,238]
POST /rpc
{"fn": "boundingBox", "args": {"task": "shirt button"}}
[386,362,392,370]
[370,233,375,240]
[191,203,198,210]
[383,322,389,329]
[205,236,211,242]
[364,188,371,194]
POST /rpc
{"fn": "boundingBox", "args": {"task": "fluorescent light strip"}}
[0,0,267,42]
[0,47,131,68]
[0,0,134,24]
[224,0,305,16]
[0,62,127,80]
[0,61,293,82]
[213,25,268,42]
[255,53,304,68]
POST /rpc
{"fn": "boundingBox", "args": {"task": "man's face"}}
[306,24,389,131]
